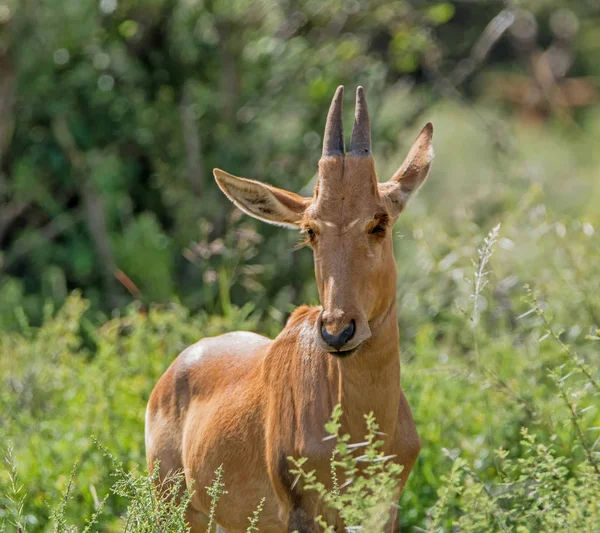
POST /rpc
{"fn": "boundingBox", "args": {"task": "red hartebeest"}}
[145,86,433,533]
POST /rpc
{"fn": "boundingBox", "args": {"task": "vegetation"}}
[289,405,407,532]
[2,0,600,531]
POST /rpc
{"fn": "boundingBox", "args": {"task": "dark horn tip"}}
[331,85,345,104]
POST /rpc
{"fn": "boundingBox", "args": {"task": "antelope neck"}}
[328,299,401,436]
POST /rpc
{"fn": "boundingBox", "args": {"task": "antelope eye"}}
[370,224,386,235]
[307,228,314,236]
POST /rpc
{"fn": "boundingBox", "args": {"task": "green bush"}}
[2,102,600,530]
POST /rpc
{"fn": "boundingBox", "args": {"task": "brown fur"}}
[146,93,433,532]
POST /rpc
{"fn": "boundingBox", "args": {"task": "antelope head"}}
[214,86,433,355]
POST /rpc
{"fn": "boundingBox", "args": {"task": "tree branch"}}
[51,117,119,308]
[180,81,204,196]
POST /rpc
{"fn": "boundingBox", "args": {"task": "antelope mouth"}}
[330,344,361,358]
[320,335,368,358]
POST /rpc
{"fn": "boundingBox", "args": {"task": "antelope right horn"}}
[349,86,371,155]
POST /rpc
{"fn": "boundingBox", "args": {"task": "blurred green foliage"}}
[1,0,600,531]
[2,0,599,325]
[2,0,452,321]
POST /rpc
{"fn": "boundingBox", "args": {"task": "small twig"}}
[527,288,600,392]
[180,81,204,196]
[115,269,142,301]
[52,116,119,308]
[552,372,600,477]
[2,211,82,271]
[0,202,31,242]
[451,9,516,87]
[458,463,511,532]
[471,223,501,327]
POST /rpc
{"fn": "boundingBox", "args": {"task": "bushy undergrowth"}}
[2,105,600,531]
[289,405,405,532]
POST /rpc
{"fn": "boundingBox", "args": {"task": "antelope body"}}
[145,86,434,532]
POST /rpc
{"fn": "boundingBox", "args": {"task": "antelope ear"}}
[214,169,310,229]
[379,123,434,217]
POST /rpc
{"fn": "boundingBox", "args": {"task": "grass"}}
[1,102,600,531]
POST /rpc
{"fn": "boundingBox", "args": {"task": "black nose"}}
[320,320,356,351]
